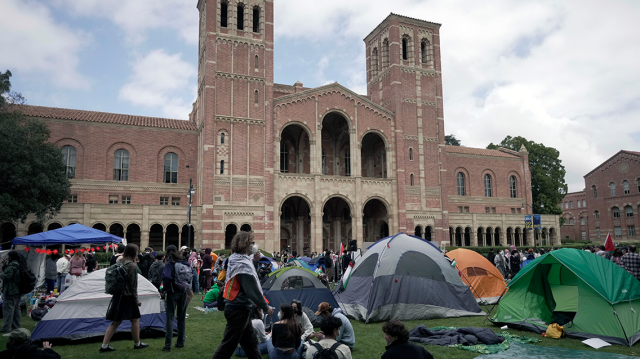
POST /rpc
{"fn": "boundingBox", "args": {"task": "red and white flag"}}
[604,232,615,252]
[340,243,345,256]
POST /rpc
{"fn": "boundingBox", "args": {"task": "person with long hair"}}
[100,243,149,352]
[267,303,303,359]
[162,245,189,351]
[69,250,86,276]
[212,232,274,359]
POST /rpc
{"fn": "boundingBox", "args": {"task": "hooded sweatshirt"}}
[332,308,355,348]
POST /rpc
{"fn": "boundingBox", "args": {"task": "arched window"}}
[457,172,465,196]
[255,55,259,69]
[410,174,414,186]
[569,218,574,225]
[409,148,413,161]
[612,206,620,218]
[252,6,260,33]
[623,180,630,194]
[626,205,634,217]
[164,153,178,183]
[113,149,129,181]
[220,1,228,28]
[372,47,379,73]
[254,90,259,104]
[345,150,351,177]
[321,149,326,175]
[237,3,245,30]
[220,160,225,175]
[510,176,517,198]
[421,39,432,64]
[637,178,640,193]
[280,143,288,173]
[484,174,492,197]
[382,38,389,68]
[610,182,616,196]
[402,36,408,60]
[221,133,225,144]
[62,145,76,179]
[592,185,597,198]
[594,211,600,220]
[580,217,585,225]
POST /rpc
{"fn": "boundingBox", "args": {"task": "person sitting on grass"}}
[0,328,61,358]
[234,305,270,357]
[204,281,221,308]
[381,319,433,359]
[267,303,303,359]
[315,302,355,349]
[303,316,352,359]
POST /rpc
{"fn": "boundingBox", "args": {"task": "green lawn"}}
[1,305,638,358]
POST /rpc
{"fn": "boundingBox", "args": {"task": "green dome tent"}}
[492,248,640,346]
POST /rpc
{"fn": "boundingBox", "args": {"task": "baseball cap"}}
[3,328,30,342]
[315,302,332,315]
[180,246,188,251]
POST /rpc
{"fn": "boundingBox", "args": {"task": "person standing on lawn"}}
[110,244,125,265]
[202,248,214,292]
[100,244,149,352]
[55,254,70,293]
[189,248,200,294]
[162,245,188,352]
[381,319,434,359]
[45,253,59,293]
[212,232,274,359]
[69,250,86,277]
[148,253,165,290]
[1,251,23,333]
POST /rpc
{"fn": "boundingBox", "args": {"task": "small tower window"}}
[410,174,414,186]
[220,1,228,28]
[510,176,517,198]
[457,172,465,196]
[484,174,492,197]
[372,47,379,74]
[221,133,225,144]
[255,55,259,69]
[252,6,260,33]
[409,148,413,161]
[237,3,245,30]
[382,38,389,68]
[402,37,408,60]
[220,160,225,175]
[254,90,259,104]
[421,39,432,65]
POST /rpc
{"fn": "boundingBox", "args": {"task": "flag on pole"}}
[604,232,614,252]
[340,243,345,256]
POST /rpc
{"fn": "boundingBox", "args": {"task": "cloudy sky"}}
[2,0,639,193]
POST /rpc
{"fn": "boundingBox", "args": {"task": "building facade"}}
[560,150,640,242]
[1,1,559,252]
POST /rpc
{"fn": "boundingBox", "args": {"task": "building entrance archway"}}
[363,198,388,243]
[321,112,351,176]
[126,224,141,247]
[225,224,237,249]
[323,197,352,252]
[280,124,310,174]
[281,196,311,254]
[361,132,386,178]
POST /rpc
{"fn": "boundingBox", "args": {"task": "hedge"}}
[444,240,639,255]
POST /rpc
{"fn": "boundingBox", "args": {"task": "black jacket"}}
[381,339,434,359]
[0,344,61,359]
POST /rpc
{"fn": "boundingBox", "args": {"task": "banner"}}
[533,214,542,229]
[524,215,533,230]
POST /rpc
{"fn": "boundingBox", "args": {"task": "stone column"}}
[471,229,478,246]
[162,231,166,251]
[178,230,182,249]
[489,232,494,247]
[333,217,341,252]
[296,216,304,254]
[141,230,149,249]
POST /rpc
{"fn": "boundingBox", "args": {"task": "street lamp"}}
[187,178,195,248]
[522,202,544,247]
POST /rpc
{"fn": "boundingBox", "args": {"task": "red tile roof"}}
[13,105,197,131]
[445,145,521,158]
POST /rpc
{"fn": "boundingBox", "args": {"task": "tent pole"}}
[483,286,508,325]
[613,310,630,346]
[456,265,486,305]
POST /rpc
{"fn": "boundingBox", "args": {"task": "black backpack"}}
[312,342,341,359]
[13,262,36,294]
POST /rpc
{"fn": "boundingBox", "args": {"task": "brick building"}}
[1,1,559,252]
[560,150,640,242]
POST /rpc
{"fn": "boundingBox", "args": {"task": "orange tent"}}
[447,248,507,304]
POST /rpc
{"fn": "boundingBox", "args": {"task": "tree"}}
[445,134,461,146]
[0,70,71,224]
[487,136,567,215]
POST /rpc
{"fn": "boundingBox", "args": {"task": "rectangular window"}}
[220,160,225,175]
[160,197,169,206]
[517,208,521,214]
[121,195,131,205]
[582,231,587,241]
[491,207,496,214]
[577,201,581,208]
[511,208,516,214]
[108,195,118,204]
[220,2,228,28]
[596,227,600,238]
[570,201,573,209]
[457,206,463,213]
[485,207,490,213]
[582,199,586,207]
[629,226,637,237]
[615,226,622,237]
[252,6,260,33]
[565,202,568,209]
[464,206,469,213]
[172,197,181,206]
[67,194,77,203]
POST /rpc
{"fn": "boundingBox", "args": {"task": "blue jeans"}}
[266,338,303,359]
[234,341,269,357]
[45,278,56,293]
[192,269,199,293]
[56,273,67,293]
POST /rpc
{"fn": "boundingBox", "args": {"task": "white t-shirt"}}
[304,339,352,359]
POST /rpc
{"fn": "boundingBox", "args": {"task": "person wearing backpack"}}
[303,316,351,359]
[381,319,433,359]
[314,303,354,349]
[148,253,165,289]
[161,245,189,352]
[45,253,59,293]
[100,244,149,352]
[1,251,23,333]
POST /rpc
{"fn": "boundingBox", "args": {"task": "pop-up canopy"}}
[13,223,123,246]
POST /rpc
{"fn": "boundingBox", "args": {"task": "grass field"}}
[1,305,638,358]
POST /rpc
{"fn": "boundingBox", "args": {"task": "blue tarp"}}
[13,224,123,246]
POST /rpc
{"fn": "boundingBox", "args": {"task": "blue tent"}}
[307,257,325,271]
[259,256,279,271]
[13,224,123,246]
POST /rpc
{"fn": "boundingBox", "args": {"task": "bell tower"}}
[193,0,274,249]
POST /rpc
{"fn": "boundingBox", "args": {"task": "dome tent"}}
[31,268,174,343]
[262,267,337,324]
[335,233,483,323]
[447,248,507,304]
[492,248,640,346]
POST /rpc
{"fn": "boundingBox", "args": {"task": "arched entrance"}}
[455,227,463,247]
[506,227,513,245]
[477,228,485,247]
[495,227,501,246]
[47,223,62,231]
[549,227,557,246]
[109,223,124,238]
[515,227,522,246]
[323,197,352,252]
[321,112,351,176]
[464,227,471,246]
[126,224,141,247]
[414,226,423,238]
[425,226,432,241]
[1,223,16,250]
[486,227,493,247]
[449,227,454,246]
[166,224,179,249]
[225,224,237,249]
[149,224,163,250]
[281,196,311,254]
[361,132,386,178]
[92,223,106,232]
[362,198,388,243]
[28,222,44,235]
[280,124,310,174]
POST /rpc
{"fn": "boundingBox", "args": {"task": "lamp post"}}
[187,178,195,248]
[522,202,544,247]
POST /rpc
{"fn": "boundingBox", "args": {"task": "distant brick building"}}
[1,1,559,252]
[560,150,640,242]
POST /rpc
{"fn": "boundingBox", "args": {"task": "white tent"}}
[31,268,174,342]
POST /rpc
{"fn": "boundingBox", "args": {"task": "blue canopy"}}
[13,224,123,246]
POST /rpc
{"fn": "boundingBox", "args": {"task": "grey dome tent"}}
[334,233,484,322]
